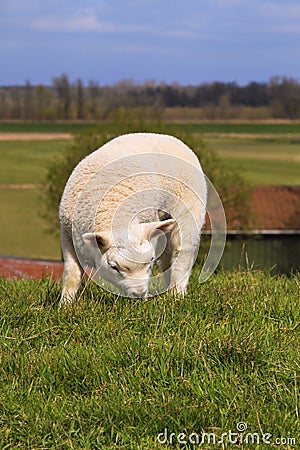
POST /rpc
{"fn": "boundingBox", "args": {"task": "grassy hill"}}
[0,270,299,448]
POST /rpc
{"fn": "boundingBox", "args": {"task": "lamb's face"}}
[82,219,175,297]
[102,240,155,297]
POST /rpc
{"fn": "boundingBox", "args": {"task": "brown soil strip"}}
[0,256,63,280]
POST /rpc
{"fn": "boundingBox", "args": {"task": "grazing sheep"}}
[59,133,207,306]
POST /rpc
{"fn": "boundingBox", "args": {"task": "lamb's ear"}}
[141,219,175,240]
[82,232,111,252]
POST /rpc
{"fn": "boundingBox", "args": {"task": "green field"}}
[0,122,97,134]
[0,140,69,259]
[0,188,61,259]
[0,271,299,449]
[1,136,299,188]
[205,137,300,185]
[0,140,70,184]
[0,121,299,259]
[1,121,300,135]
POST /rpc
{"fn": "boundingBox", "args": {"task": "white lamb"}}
[59,133,207,306]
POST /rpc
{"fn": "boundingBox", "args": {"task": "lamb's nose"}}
[131,290,147,298]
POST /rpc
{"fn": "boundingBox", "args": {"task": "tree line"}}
[1,75,300,121]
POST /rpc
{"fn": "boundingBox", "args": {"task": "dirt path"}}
[0,133,72,141]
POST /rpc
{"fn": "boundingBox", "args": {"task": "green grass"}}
[177,122,300,135]
[0,140,68,258]
[1,121,300,135]
[0,140,70,184]
[0,271,299,449]
[0,188,60,259]
[205,137,300,185]
[0,122,97,134]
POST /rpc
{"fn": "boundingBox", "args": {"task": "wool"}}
[59,133,207,305]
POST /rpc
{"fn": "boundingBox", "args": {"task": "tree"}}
[269,77,300,119]
[218,92,232,119]
[24,81,34,119]
[36,85,50,120]
[53,74,72,119]
[10,86,22,119]
[279,78,300,119]
[76,78,85,120]
[88,81,100,118]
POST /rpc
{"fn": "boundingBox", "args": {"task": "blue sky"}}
[1,0,300,85]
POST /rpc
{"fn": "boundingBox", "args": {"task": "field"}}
[0,140,70,184]
[205,137,300,185]
[0,188,61,259]
[0,122,299,449]
[0,121,299,259]
[0,271,299,449]
[0,140,70,259]
[1,121,300,134]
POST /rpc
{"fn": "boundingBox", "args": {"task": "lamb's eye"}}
[109,263,120,273]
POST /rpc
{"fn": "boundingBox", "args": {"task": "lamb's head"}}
[82,219,175,297]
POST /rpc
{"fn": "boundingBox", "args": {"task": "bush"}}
[43,116,252,236]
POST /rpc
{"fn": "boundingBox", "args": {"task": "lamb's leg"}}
[158,228,197,296]
[169,249,195,295]
[158,246,172,290]
[59,225,84,307]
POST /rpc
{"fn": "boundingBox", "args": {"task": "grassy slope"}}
[0,271,299,449]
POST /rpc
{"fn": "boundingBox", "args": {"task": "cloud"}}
[33,8,115,33]
[0,0,41,14]
[32,7,198,39]
[215,0,243,6]
[260,1,300,20]
[34,16,109,33]
[33,16,162,37]
[258,2,300,35]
